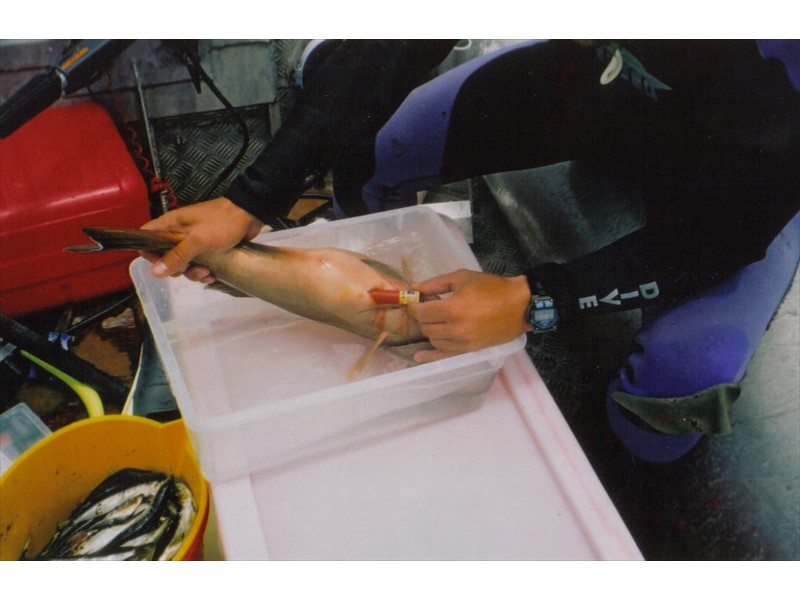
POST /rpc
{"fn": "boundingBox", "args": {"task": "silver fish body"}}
[33,468,196,561]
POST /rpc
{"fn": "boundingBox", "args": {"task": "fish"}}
[67,228,431,375]
[30,468,197,561]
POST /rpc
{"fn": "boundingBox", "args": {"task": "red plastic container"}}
[0,101,150,317]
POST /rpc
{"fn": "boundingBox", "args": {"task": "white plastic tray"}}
[131,206,525,481]
[210,351,643,560]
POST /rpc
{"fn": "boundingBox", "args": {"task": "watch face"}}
[528,296,558,331]
[537,308,555,321]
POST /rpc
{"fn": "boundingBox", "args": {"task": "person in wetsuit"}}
[142,39,800,461]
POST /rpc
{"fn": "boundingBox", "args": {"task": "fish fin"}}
[401,255,415,282]
[204,281,252,298]
[348,331,390,380]
[237,241,288,256]
[360,258,412,286]
[65,228,182,253]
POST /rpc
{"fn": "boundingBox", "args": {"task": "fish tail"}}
[65,228,182,253]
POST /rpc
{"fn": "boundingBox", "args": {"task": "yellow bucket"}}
[0,415,209,560]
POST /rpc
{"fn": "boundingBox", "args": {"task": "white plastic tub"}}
[210,351,644,560]
[131,206,525,482]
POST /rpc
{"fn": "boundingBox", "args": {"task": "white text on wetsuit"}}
[578,281,660,310]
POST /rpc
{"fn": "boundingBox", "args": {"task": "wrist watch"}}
[525,294,559,333]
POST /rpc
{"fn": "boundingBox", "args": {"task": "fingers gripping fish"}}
[67,228,429,377]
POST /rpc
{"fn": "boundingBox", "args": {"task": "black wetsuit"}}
[224,40,800,326]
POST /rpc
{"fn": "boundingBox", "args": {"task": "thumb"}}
[151,239,197,277]
[413,272,461,297]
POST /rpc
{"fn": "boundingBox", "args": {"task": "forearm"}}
[527,197,800,327]
[526,228,677,326]
[225,39,457,223]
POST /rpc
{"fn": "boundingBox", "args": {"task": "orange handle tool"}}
[369,289,421,305]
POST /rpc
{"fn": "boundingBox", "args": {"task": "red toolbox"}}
[0,102,150,317]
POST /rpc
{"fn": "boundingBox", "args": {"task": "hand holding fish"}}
[140,197,263,282]
[68,225,429,377]
[407,270,532,363]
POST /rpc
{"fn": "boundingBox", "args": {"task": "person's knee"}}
[624,323,751,399]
